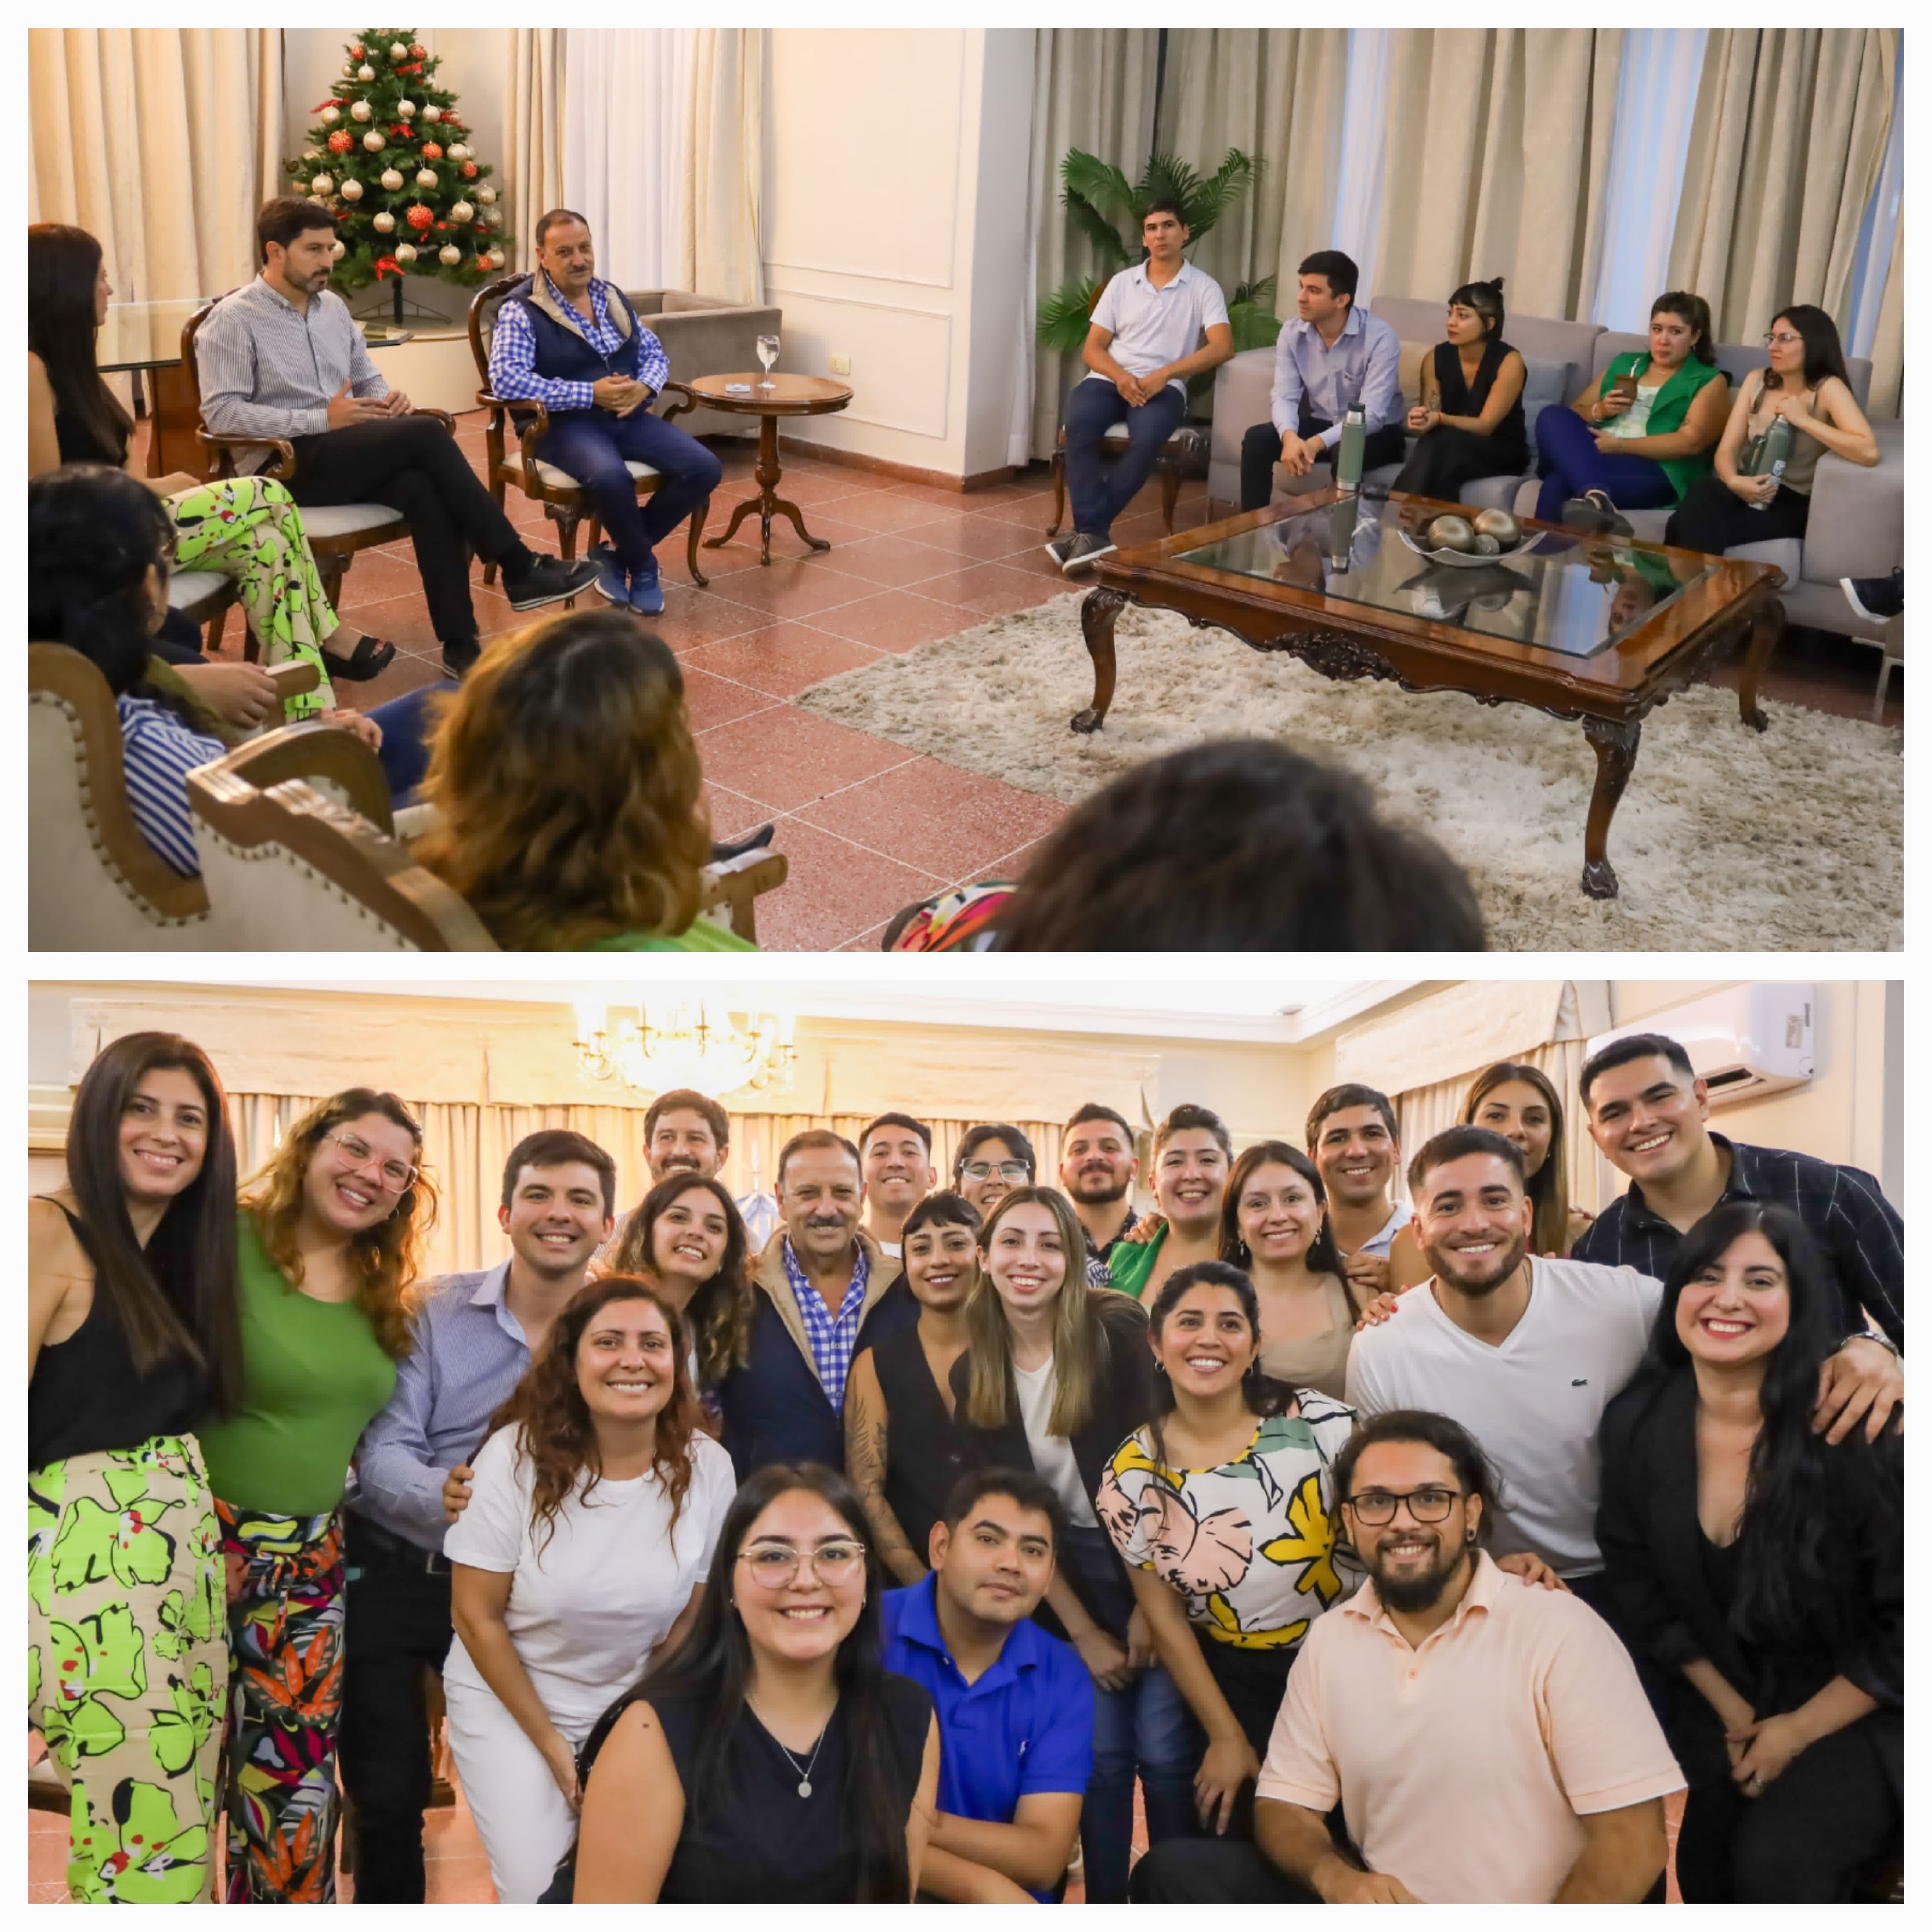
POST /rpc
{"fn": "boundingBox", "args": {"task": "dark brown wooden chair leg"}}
[1046,447,1068,538]
[686,496,710,588]
[1160,454,1181,534]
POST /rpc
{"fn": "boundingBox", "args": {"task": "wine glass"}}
[756,334,780,390]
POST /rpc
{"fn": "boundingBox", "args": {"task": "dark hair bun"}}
[1485,277,1505,293]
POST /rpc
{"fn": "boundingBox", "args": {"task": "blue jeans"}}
[367,681,457,807]
[1063,377,1188,541]
[1085,1659,1199,1902]
[1534,403,1678,523]
[533,408,724,575]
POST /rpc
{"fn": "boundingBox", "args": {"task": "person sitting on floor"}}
[196,199,599,678]
[1047,197,1233,576]
[1239,251,1404,513]
[411,606,755,951]
[1663,305,1878,557]
[1534,291,1731,526]
[1391,278,1530,504]
[487,209,723,617]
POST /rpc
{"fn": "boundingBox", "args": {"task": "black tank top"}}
[869,1326,970,1564]
[30,1199,208,1469]
[1434,337,1528,458]
[54,400,127,468]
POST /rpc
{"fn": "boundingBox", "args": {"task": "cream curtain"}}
[562,30,691,289]
[1373,30,1624,319]
[503,28,565,273]
[1666,29,1897,341]
[679,28,762,302]
[1868,205,1903,417]
[28,29,282,302]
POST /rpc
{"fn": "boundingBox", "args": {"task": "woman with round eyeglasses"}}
[443,1278,736,1901]
[194,1089,436,1903]
[952,1122,1036,1218]
[1460,1063,1595,1258]
[551,1464,940,1900]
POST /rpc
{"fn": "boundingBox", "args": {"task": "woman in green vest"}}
[1533,291,1731,522]
[197,1089,436,1902]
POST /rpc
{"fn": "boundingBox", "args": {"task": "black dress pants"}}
[1663,475,1811,556]
[286,415,529,649]
[1239,402,1407,511]
[1392,426,1529,504]
[335,1511,457,1903]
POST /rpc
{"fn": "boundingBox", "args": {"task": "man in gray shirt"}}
[197,198,598,675]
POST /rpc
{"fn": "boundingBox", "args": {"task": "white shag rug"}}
[796,592,1902,951]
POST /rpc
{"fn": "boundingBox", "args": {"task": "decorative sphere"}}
[477,184,496,205]
[486,248,505,268]
[1472,533,1501,555]
[303,148,322,161]
[331,239,346,260]
[320,105,341,125]
[310,172,334,196]
[1425,513,1477,553]
[397,99,415,117]
[350,99,372,122]
[358,64,375,82]
[351,41,365,58]
[422,104,441,123]
[339,178,364,201]
[342,62,355,76]
[388,41,408,60]
[363,131,386,152]
[327,129,352,154]
[394,242,418,264]
[421,141,443,160]
[450,201,474,223]
[415,168,438,189]
[439,244,462,266]
[380,168,404,191]
[1471,508,1521,549]
[406,203,435,232]
[410,41,427,59]
[460,162,478,180]
[447,143,469,161]
[373,211,396,235]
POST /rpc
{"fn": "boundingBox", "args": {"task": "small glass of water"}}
[756,334,780,389]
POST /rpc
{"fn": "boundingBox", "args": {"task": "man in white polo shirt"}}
[1049,197,1233,576]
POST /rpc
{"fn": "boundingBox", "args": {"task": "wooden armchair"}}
[466,274,710,589]
[181,295,459,638]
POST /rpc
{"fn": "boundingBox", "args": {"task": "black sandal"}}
[321,633,397,682]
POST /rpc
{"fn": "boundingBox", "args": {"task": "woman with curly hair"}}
[196,1089,435,1902]
[413,608,753,951]
[443,1277,737,1902]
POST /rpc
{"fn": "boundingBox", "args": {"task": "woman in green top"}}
[414,608,755,953]
[1534,290,1731,522]
[199,1089,436,1903]
[1106,1104,1232,1301]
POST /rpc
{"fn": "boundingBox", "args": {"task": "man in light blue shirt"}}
[1240,250,1406,510]
[1050,197,1234,575]
[337,1130,616,1901]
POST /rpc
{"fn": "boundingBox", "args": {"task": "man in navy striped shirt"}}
[487,210,722,617]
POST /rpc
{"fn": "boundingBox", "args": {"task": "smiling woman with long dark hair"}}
[1597,1201,1901,1901]
[603,1173,755,1396]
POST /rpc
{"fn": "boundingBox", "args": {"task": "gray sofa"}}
[1209,295,1900,644]
[623,289,784,439]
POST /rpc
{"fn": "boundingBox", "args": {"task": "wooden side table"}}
[684,372,854,564]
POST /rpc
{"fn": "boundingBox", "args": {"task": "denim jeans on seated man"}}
[1063,377,1188,547]
[535,408,723,580]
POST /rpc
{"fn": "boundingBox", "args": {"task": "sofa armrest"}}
[1211,347,1277,482]
[1799,418,1902,585]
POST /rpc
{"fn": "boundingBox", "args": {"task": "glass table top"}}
[1172,492,1718,659]
[97,300,213,372]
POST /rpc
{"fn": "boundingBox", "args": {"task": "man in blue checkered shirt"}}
[488,209,722,616]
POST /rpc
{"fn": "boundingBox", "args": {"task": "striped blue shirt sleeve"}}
[486,297,596,414]
[117,699,226,876]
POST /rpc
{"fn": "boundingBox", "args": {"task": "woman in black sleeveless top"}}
[553,1464,939,1901]
[845,1191,981,1582]
[1393,276,1531,502]
[28,1031,243,1904]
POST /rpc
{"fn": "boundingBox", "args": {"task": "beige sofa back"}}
[624,289,784,439]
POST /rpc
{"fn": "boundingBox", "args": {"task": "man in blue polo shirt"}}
[882,1470,1093,1901]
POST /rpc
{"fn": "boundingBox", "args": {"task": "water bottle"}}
[1336,402,1366,494]
[1747,415,1792,512]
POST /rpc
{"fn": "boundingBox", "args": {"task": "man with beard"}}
[341,1131,616,1900]
[1305,1084,1430,1297]
[716,1128,913,1477]
[1129,1411,1683,1902]
[1108,1104,1230,1301]
[598,1088,731,1268]
[1057,1103,1140,1287]
[861,1112,938,1256]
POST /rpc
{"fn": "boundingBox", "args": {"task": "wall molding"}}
[764,284,953,439]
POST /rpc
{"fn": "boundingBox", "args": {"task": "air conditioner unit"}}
[1587,984,1814,1108]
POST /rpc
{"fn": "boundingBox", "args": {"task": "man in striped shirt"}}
[486,209,722,616]
[197,199,599,677]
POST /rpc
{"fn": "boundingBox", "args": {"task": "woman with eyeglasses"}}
[1460,1063,1594,1258]
[951,1122,1036,1218]
[443,1278,737,1901]
[549,1462,939,1900]
[1664,305,1879,557]
[194,1089,435,1902]
[952,1186,1194,1902]
[1597,1203,1900,1901]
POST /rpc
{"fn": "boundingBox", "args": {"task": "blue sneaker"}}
[627,561,665,616]
[588,542,628,606]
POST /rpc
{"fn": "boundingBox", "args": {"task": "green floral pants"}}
[28,1437,227,1903]
[164,475,339,721]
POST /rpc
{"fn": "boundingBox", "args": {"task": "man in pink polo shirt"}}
[1131,1410,1683,1904]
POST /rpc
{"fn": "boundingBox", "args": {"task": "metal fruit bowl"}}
[1397,527,1538,569]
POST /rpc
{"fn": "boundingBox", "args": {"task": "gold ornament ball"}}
[415,168,438,190]
[373,211,396,234]
[476,184,497,205]
[438,244,462,267]
[388,42,408,60]
[394,242,418,264]
[447,142,469,161]
[342,62,355,77]
[339,178,364,201]
[486,248,505,268]
[320,105,341,125]
[331,239,346,261]
[380,168,404,191]
[310,172,334,196]
[422,105,441,123]
[450,201,474,223]
[358,64,375,83]
[363,131,386,152]
[397,99,415,117]
[350,100,371,122]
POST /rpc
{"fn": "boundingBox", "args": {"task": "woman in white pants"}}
[444,1275,735,1901]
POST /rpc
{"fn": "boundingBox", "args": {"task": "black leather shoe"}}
[441,637,482,679]
[502,555,602,610]
[710,823,775,863]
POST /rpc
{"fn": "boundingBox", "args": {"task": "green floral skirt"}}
[28,1436,227,1903]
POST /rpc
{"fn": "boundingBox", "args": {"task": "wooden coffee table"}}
[685,372,855,565]
[1070,490,1786,899]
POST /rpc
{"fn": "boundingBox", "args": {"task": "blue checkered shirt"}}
[780,1234,871,1412]
[488,272,670,415]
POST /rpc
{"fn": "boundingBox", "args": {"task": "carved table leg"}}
[1071,588,1128,734]
[1580,716,1642,899]
[1737,592,1784,733]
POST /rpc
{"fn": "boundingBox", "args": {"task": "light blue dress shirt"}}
[1269,305,1404,445]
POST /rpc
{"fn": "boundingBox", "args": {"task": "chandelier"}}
[572,998,796,1102]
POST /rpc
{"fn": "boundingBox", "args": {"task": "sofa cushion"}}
[1520,356,1574,463]
[1397,339,1432,409]
[502,453,661,490]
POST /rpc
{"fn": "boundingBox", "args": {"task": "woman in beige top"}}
[1664,303,1877,558]
[1218,1142,1362,1400]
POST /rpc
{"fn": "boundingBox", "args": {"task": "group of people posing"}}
[30,1028,1902,1904]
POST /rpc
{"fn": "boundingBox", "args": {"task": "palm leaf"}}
[1136,148,1206,219]
[1061,149,1139,233]
[1064,191,1134,271]
[1227,299,1284,354]
[1231,274,1278,313]
[1036,275,1104,353]
[1184,149,1258,237]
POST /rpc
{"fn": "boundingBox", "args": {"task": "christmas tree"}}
[287,29,505,313]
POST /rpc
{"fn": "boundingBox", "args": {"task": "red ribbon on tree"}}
[310,97,350,112]
[395,61,425,75]
[374,255,402,280]
[390,124,413,137]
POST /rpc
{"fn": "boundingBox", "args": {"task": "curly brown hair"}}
[486,1276,702,1551]
[239,1089,436,1360]
[413,609,713,949]
[605,1174,754,1388]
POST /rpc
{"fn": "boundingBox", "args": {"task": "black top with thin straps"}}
[1432,337,1528,460]
[867,1326,969,1566]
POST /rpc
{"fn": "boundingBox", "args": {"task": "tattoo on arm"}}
[846,1379,924,1580]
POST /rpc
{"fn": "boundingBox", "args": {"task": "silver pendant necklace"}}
[748,1697,831,1799]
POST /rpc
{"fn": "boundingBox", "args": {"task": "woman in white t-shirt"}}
[444,1276,736,1901]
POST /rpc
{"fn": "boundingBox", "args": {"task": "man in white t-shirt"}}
[1049,198,1233,576]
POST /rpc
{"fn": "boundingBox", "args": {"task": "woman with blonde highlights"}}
[443,1277,736,1901]
[414,608,752,951]
[194,1087,433,1902]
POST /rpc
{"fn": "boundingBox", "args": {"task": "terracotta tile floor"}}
[168,413,1900,953]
